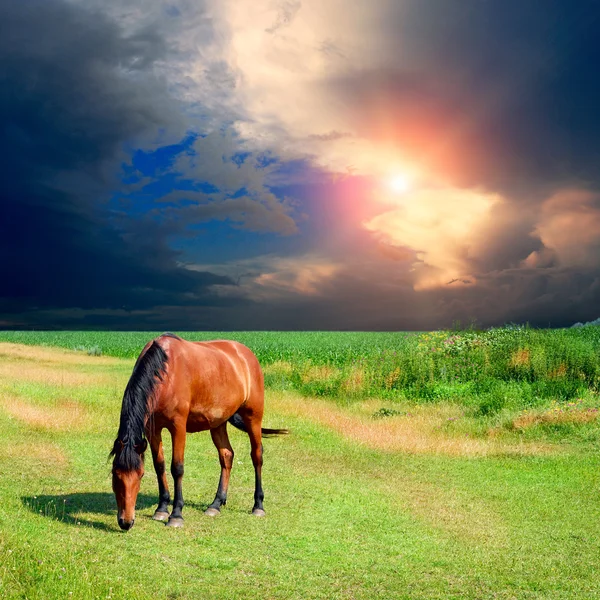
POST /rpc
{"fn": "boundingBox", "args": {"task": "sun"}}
[388,174,410,194]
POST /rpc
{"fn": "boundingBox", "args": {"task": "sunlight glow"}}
[388,174,410,194]
[364,187,501,290]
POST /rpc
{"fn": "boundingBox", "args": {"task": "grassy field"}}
[2,326,600,429]
[1,334,600,599]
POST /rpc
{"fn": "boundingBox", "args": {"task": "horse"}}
[109,333,288,531]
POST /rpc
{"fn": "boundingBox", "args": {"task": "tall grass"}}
[1,325,599,415]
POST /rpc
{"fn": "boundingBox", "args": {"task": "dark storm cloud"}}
[294,0,600,329]
[158,192,299,235]
[0,0,241,327]
[3,0,600,331]
[217,257,600,331]
[332,0,600,194]
[438,267,600,329]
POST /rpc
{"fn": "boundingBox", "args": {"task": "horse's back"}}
[153,336,263,431]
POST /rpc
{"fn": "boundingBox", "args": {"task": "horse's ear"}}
[109,438,124,458]
[134,439,148,455]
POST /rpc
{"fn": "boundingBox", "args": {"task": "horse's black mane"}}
[161,332,181,340]
[110,336,171,471]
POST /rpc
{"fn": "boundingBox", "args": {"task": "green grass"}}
[1,326,599,415]
[2,342,600,598]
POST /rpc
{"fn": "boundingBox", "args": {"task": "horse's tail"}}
[228,412,289,437]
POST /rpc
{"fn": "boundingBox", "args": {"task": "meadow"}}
[1,327,600,598]
[2,326,600,429]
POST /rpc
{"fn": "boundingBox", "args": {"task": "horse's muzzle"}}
[118,517,135,531]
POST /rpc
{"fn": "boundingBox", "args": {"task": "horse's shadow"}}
[21,493,157,532]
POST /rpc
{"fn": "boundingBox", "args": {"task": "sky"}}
[2,0,600,331]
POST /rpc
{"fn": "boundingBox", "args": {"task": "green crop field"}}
[1,328,600,598]
[2,326,600,418]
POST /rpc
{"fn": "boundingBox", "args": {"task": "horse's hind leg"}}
[205,423,234,517]
[150,430,171,521]
[241,415,265,517]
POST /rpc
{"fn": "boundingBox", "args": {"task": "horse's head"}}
[110,438,147,531]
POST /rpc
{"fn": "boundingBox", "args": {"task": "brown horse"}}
[110,333,288,531]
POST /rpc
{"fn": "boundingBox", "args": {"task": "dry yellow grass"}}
[0,343,122,388]
[340,367,366,394]
[0,394,89,431]
[0,361,114,387]
[0,342,121,366]
[264,362,368,395]
[269,392,550,457]
[510,347,531,367]
[383,367,402,390]
[512,406,599,430]
[548,363,567,379]
[263,361,294,377]
[299,364,338,384]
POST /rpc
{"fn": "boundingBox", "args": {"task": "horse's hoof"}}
[252,508,266,517]
[166,517,184,528]
[152,511,170,522]
[204,507,221,517]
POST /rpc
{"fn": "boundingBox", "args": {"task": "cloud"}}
[364,187,501,289]
[211,0,600,192]
[170,131,274,193]
[241,255,341,298]
[193,248,600,330]
[0,0,238,324]
[117,129,302,235]
[529,189,600,269]
[4,0,600,330]
[160,192,299,235]
[184,253,341,299]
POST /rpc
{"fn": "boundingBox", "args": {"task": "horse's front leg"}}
[166,422,186,528]
[150,430,170,522]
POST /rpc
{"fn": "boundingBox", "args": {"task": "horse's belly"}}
[186,402,232,432]
[187,386,244,431]
[185,412,211,433]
